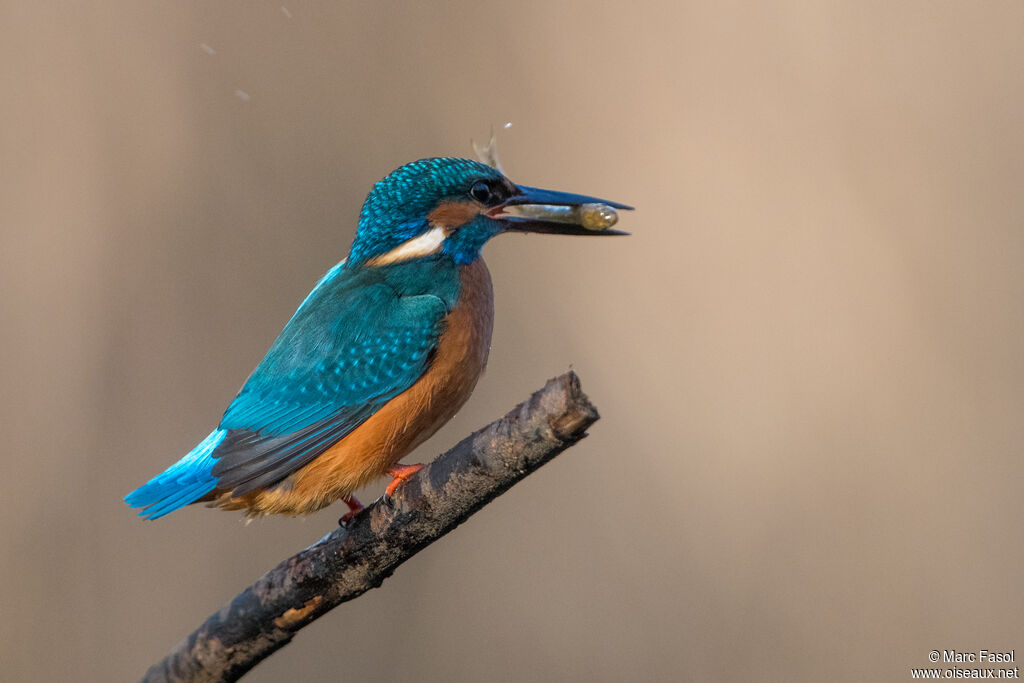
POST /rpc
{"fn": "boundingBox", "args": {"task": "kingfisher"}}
[125,157,630,522]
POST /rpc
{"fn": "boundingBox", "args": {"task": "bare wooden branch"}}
[141,371,600,683]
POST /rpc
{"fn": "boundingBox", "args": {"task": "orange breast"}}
[221,259,494,516]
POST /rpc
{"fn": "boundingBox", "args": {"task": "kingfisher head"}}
[348,157,631,267]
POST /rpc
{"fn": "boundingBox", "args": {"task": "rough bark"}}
[141,371,600,683]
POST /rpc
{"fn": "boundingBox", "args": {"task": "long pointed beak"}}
[490,184,633,236]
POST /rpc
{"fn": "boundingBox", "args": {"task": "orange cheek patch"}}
[428,201,482,230]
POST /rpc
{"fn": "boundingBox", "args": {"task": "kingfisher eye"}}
[469,181,493,204]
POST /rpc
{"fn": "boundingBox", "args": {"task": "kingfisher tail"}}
[124,429,227,520]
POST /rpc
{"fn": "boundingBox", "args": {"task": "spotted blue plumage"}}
[210,257,460,493]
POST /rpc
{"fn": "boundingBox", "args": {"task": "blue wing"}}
[211,277,447,494]
[126,258,455,519]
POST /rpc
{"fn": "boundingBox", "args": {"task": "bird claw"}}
[337,495,364,527]
[338,510,360,528]
[379,493,395,509]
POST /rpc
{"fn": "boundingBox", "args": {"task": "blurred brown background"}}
[2,2,1022,681]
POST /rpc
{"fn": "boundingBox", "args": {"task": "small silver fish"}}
[504,202,619,231]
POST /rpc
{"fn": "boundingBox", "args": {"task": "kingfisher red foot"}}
[383,463,426,501]
[124,157,631,520]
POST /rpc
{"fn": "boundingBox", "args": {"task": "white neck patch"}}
[367,225,447,266]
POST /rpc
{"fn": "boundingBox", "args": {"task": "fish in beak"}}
[489,185,633,236]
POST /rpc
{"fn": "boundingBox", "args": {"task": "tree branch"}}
[141,371,600,683]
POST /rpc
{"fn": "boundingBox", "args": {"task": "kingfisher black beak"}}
[490,185,633,236]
